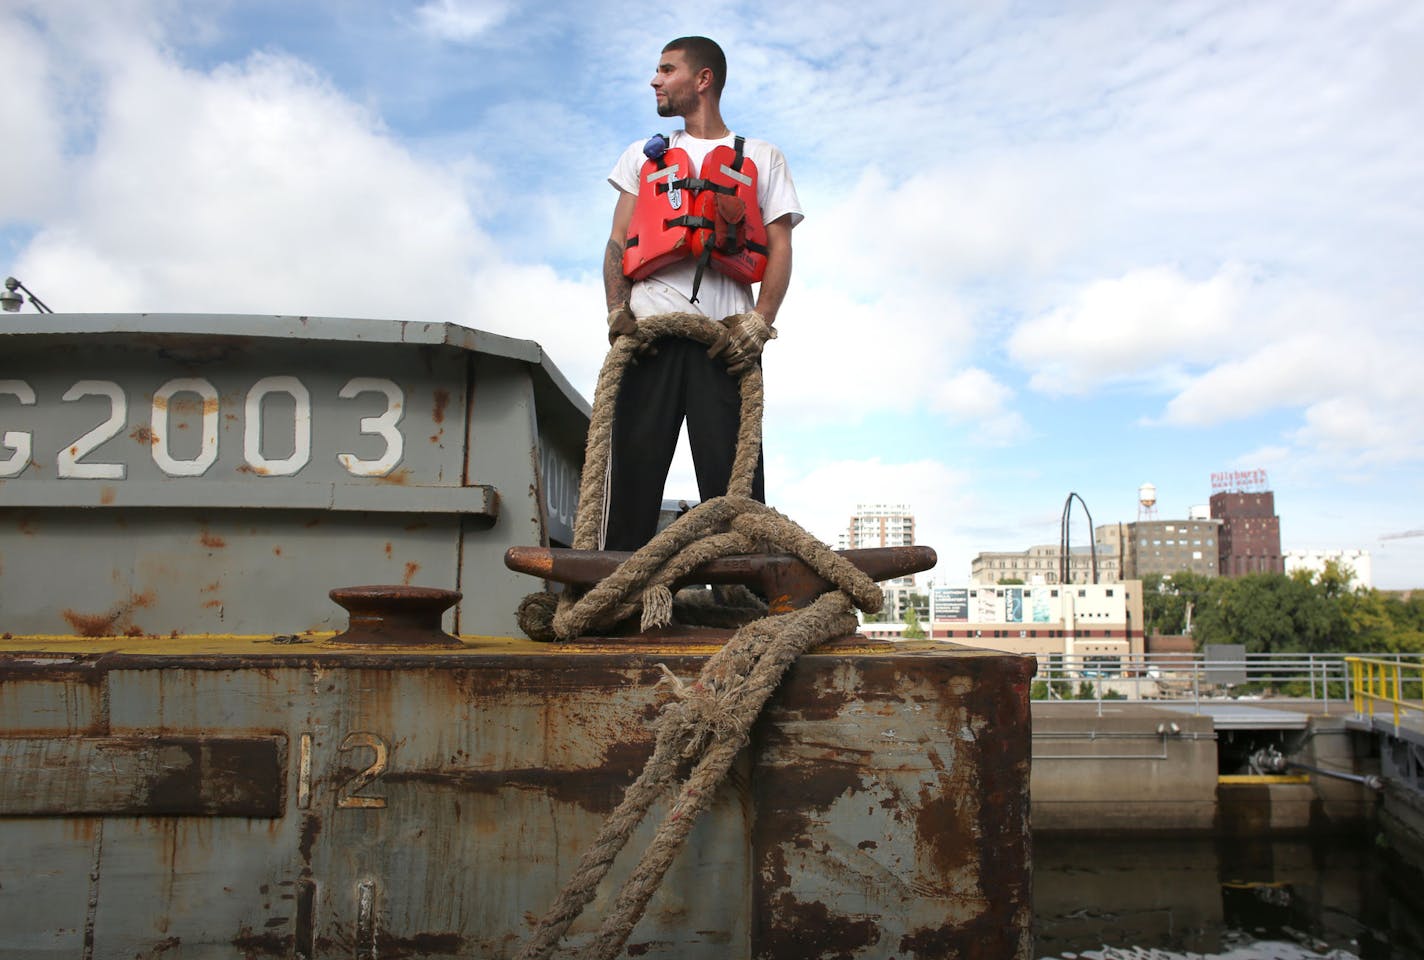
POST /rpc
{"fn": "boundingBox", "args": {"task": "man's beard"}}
[656,92,686,117]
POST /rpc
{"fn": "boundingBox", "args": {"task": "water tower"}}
[1138,482,1159,521]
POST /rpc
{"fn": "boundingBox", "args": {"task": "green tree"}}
[1193,574,1298,651]
[1142,572,1187,635]
[1342,589,1424,653]
[1147,564,1424,655]
[1142,571,1212,635]
[902,605,926,639]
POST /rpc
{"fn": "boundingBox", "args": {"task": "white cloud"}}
[930,368,1025,438]
[1290,397,1424,466]
[802,159,1092,296]
[1153,291,1424,467]
[0,12,65,220]
[4,15,613,395]
[1158,329,1360,427]
[412,0,511,43]
[762,283,962,426]
[760,156,1082,433]
[1009,264,1252,396]
[15,46,484,317]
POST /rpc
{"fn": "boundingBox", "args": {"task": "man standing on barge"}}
[602,36,803,551]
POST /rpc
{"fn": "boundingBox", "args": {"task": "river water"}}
[1033,834,1424,959]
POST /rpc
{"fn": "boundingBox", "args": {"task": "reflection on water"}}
[1034,834,1424,960]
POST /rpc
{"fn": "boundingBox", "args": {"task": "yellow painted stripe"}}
[0,633,901,657]
[1218,774,1311,785]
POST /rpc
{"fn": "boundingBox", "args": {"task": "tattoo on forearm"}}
[604,239,632,309]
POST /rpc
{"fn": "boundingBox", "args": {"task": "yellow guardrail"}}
[1347,656,1424,731]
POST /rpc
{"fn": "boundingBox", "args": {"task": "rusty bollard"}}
[326,585,463,647]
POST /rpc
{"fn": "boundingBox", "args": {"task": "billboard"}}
[1031,589,1052,623]
[975,590,1000,622]
[1005,588,1023,623]
[933,588,968,622]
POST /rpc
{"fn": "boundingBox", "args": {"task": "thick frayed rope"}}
[513,313,880,960]
[514,594,861,960]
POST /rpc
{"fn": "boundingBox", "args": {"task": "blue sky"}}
[4,0,1423,587]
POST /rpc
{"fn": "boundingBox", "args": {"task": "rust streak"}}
[432,388,450,424]
[763,896,879,960]
[402,561,420,585]
[62,609,120,637]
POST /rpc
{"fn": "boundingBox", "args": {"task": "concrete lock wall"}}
[1031,704,1220,832]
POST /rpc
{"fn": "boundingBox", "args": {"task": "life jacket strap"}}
[664,176,735,196]
[689,246,714,305]
[665,214,715,230]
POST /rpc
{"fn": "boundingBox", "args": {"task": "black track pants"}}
[603,337,765,551]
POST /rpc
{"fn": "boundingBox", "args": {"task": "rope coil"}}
[514,313,882,960]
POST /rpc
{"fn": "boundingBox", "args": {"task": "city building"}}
[838,503,915,553]
[970,544,1121,584]
[1095,518,1222,580]
[1285,549,1373,590]
[861,581,1147,669]
[838,503,918,617]
[1211,491,1284,576]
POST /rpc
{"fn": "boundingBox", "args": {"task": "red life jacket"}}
[622,135,769,302]
[621,144,697,281]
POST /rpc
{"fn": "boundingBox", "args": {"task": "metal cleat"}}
[504,545,936,614]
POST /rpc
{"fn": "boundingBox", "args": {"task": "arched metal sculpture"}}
[1059,492,1098,585]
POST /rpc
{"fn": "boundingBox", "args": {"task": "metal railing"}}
[1030,651,1424,717]
[1346,655,1424,733]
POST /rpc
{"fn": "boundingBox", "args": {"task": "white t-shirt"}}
[609,131,803,322]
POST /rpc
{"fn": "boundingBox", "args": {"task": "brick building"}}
[1210,491,1284,576]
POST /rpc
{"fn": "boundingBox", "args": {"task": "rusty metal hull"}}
[0,636,1033,959]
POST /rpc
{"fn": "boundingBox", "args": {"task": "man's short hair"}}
[664,36,726,97]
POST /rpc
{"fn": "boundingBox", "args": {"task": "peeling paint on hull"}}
[0,637,1033,959]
